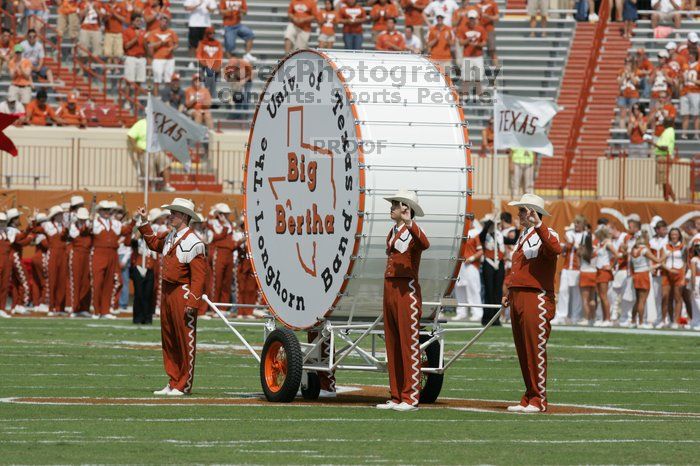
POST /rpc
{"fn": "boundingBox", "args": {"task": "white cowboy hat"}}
[161,198,197,220]
[97,200,112,210]
[627,213,641,222]
[48,205,64,219]
[383,189,424,217]
[0,212,6,222]
[148,208,163,222]
[689,32,699,43]
[107,201,120,210]
[70,195,85,207]
[480,213,496,223]
[76,207,90,221]
[35,213,47,223]
[215,203,231,214]
[60,202,70,212]
[650,215,664,229]
[508,193,550,216]
[6,208,20,220]
[665,41,677,50]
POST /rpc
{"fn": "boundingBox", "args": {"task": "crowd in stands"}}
[454,210,700,330]
[0,198,260,323]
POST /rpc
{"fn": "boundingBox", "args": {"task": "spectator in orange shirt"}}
[400,0,429,42]
[147,16,178,93]
[8,45,33,105]
[678,32,698,63]
[221,0,256,61]
[285,0,318,53]
[56,93,87,128]
[26,89,63,126]
[617,58,640,128]
[650,50,676,108]
[370,0,399,40]
[478,0,498,67]
[185,74,213,129]
[317,0,338,49]
[339,0,367,50]
[375,17,405,51]
[58,0,80,40]
[627,103,648,158]
[223,55,253,120]
[143,0,172,32]
[636,48,653,99]
[458,9,486,94]
[480,116,494,157]
[651,91,677,137]
[123,15,147,84]
[427,14,453,71]
[680,50,700,139]
[0,28,14,74]
[452,0,479,76]
[78,0,105,70]
[196,26,224,100]
[103,0,131,70]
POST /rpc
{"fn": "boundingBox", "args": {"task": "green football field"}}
[1,317,699,465]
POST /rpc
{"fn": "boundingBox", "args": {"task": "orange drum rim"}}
[264,341,287,392]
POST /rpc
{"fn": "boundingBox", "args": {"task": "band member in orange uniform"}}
[6,208,33,314]
[0,212,12,318]
[376,189,430,412]
[35,206,70,315]
[30,213,49,311]
[91,201,122,319]
[68,207,93,317]
[136,198,207,396]
[207,203,238,306]
[503,194,561,413]
[235,216,257,317]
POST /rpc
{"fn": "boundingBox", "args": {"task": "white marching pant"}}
[649,275,662,324]
[555,269,582,322]
[455,263,482,320]
[611,271,634,323]
[691,278,700,327]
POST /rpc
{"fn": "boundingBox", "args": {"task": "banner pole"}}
[145,151,149,209]
[492,90,498,206]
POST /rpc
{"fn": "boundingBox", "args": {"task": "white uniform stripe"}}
[536,289,548,411]
[183,310,196,394]
[407,279,421,406]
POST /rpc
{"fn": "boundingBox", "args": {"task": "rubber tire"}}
[301,371,321,400]
[260,329,303,403]
[419,334,444,404]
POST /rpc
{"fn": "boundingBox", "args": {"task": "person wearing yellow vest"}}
[509,147,537,198]
[645,118,676,202]
[126,118,175,192]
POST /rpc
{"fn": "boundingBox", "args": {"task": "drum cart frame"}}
[204,296,503,403]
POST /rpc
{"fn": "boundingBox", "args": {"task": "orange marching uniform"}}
[379,190,430,410]
[235,240,257,316]
[138,199,207,395]
[68,210,93,315]
[0,223,12,314]
[504,194,562,413]
[207,207,239,306]
[91,204,123,317]
[30,223,49,309]
[7,215,33,311]
[35,208,70,313]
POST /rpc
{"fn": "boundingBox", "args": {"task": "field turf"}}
[1,318,699,465]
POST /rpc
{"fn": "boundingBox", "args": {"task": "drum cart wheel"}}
[419,334,444,404]
[260,329,303,402]
[300,372,321,400]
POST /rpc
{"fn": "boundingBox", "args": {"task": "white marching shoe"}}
[376,400,398,410]
[153,385,171,395]
[392,402,418,412]
[0,310,11,318]
[101,314,117,320]
[166,388,186,396]
[520,404,543,413]
[507,404,526,412]
[319,390,337,399]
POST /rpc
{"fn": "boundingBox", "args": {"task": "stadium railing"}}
[71,45,109,104]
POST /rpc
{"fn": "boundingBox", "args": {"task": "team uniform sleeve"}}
[407,221,430,250]
[186,251,208,308]
[138,223,166,253]
[534,223,562,256]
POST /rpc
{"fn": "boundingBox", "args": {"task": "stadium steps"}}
[537,22,596,191]
[567,22,631,191]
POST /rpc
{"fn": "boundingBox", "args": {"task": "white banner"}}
[493,91,559,157]
[146,94,208,164]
